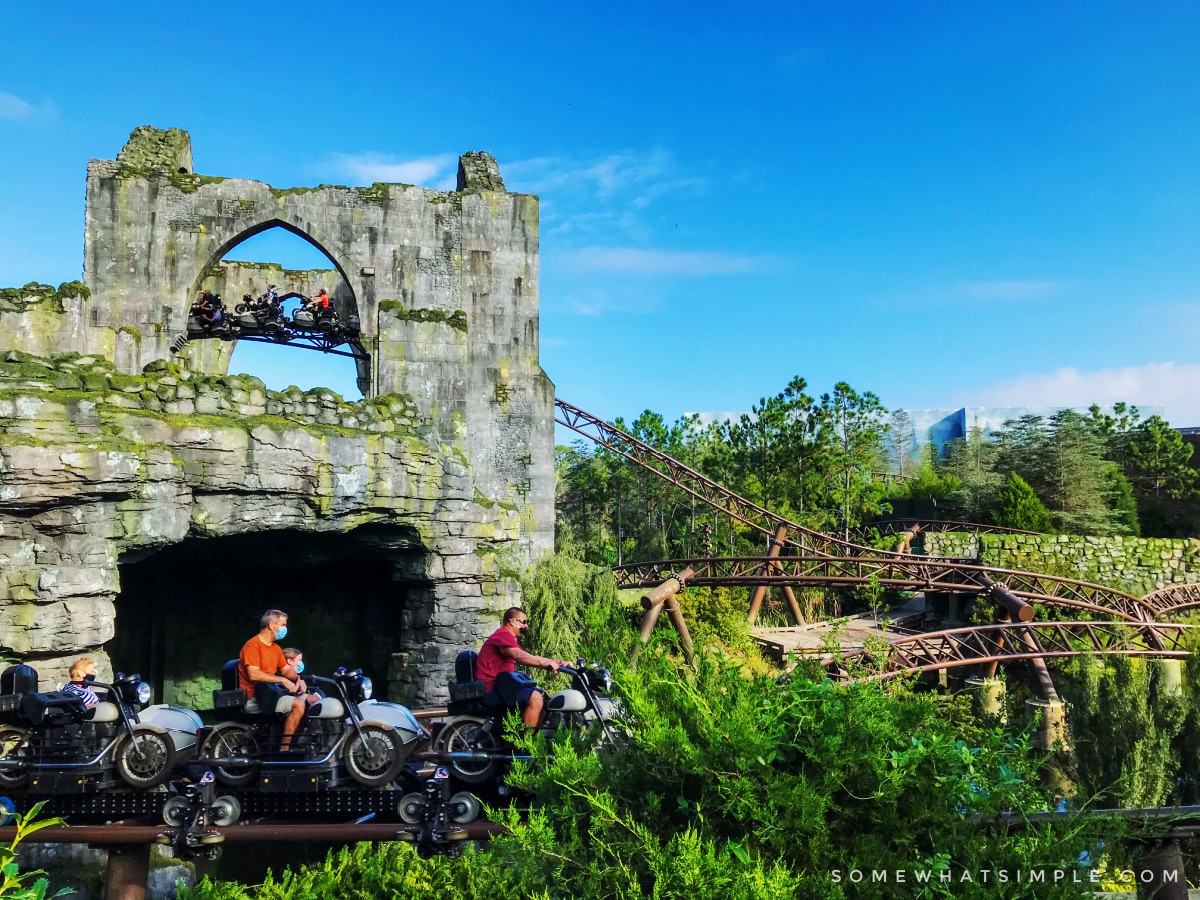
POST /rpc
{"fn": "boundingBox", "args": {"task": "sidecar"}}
[0,664,202,792]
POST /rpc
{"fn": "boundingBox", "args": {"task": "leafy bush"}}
[186,625,1120,899]
[0,802,70,900]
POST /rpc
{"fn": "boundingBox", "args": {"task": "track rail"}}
[853,519,1037,538]
[560,397,1200,675]
[858,621,1194,680]
[555,398,857,556]
[1141,583,1200,617]
[612,556,1159,622]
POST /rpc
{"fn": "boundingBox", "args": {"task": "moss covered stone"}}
[378,301,468,333]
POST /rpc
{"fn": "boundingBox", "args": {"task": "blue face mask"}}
[275,625,288,640]
[293,661,304,673]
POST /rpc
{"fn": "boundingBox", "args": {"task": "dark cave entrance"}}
[109,526,427,708]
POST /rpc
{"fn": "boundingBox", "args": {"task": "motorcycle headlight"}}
[358,677,373,702]
[134,681,152,706]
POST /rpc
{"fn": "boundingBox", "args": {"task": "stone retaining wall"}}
[925,532,1200,596]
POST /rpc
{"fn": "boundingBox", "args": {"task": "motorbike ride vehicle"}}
[199,663,422,791]
[0,664,202,791]
[291,301,341,334]
[186,293,234,339]
[232,294,286,338]
[431,653,620,784]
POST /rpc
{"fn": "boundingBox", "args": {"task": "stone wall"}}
[0,127,558,703]
[919,531,978,559]
[0,351,529,702]
[0,125,554,559]
[924,532,1200,596]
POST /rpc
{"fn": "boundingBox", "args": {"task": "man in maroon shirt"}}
[476,607,566,728]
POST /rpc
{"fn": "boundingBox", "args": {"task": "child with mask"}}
[282,648,323,714]
[63,657,100,709]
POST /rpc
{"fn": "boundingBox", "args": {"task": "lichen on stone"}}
[378,300,468,333]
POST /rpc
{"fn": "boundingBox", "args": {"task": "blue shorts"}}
[483,686,543,710]
[254,681,290,710]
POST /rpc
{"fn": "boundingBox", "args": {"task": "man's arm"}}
[244,664,296,687]
[501,645,564,673]
[280,664,307,694]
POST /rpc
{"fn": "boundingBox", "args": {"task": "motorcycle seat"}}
[244,693,301,716]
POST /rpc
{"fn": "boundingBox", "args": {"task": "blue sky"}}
[2,2,1199,425]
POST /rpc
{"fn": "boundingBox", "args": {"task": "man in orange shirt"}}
[239,609,307,749]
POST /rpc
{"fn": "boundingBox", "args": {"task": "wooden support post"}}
[747,524,788,625]
[639,567,694,646]
[664,597,695,662]
[782,585,805,625]
[104,844,151,900]
[1135,839,1188,899]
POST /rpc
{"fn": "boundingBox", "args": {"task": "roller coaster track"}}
[611,557,1162,623]
[853,621,1194,681]
[556,399,1200,626]
[555,398,858,556]
[852,519,1037,539]
[1141,583,1200,618]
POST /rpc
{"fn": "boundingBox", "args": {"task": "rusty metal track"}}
[558,398,1200,674]
[1141,583,1200,617]
[856,621,1195,681]
[612,557,1157,622]
[555,399,854,556]
[853,519,1037,538]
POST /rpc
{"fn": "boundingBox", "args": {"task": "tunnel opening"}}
[109,526,428,709]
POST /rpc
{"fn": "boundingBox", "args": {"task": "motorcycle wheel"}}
[397,792,427,824]
[0,727,30,790]
[343,725,404,788]
[115,728,176,789]
[162,796,191,827]
[440,717,500,784]
[202,723,259,788]
[448,791,481,824]
[209,795,241,827]
[235,303,249,314]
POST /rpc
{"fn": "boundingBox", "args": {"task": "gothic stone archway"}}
[81,125,553,550]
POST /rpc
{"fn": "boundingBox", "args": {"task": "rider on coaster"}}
[475,607,566,729]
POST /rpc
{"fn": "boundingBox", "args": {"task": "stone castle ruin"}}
[0,126,554,704]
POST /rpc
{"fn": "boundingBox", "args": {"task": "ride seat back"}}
[0,665,37,696]
[454,650,478,684]
[213,660,248,710]
[448,650,485,712]
[20,691,86,725]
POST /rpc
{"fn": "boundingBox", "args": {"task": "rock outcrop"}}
[0,351,525,702]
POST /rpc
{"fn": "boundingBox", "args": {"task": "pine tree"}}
[992,471,1053,532]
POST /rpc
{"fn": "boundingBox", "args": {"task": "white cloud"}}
[964,362,1200,426]
[563,247,767,275]
[0,91,54,121]
[507,149,697,198]
[964,280,1062,301]
[329,152,456,189]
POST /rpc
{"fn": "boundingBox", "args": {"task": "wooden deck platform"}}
[751,595,927,663]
